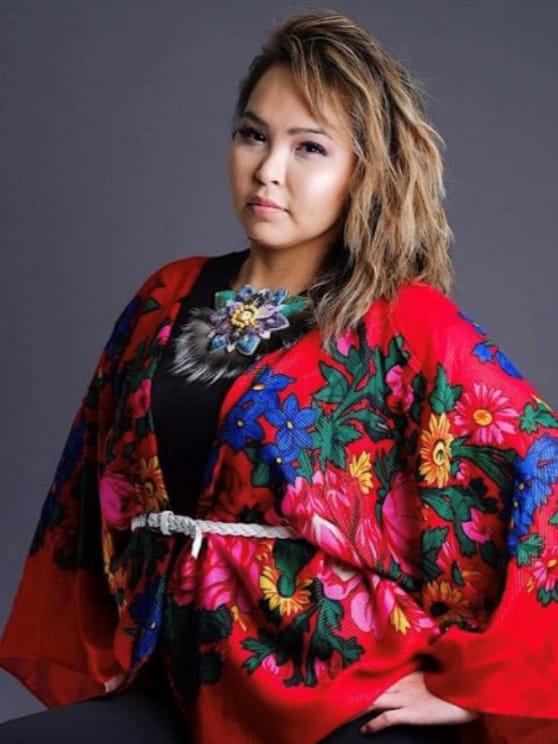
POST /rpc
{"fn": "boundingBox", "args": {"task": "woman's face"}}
[228,65,355,258]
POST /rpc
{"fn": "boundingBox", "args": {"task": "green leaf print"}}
[274,539,317,578]
[421,490,454,521]
[537,585,558,607]
[243,630,283,674]
[451,441,515,493]
[410,371,427,424]
[141,297,161,314]
[297,449,314,481]
[362,410,394,442]
[314,362,350,404]
[252,459,272,487]
[479,540,500,569]
[374,447,401,523]
[421,527,449,582]
[366,348,391,412]
[429,364,463,415]
[319,596,344,631]
[520,401,558,434]
[421,484,498,559]
[198,605,233,644]
[451,561,465,587]
[516,534,544,567]
[199,650,223,684]
[314,415,360,470]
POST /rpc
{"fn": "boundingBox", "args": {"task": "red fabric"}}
[1,256,558,743]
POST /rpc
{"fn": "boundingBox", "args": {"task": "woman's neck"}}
[230,242,334,295]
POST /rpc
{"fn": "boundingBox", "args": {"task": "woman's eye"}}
[299,141,327,156]
[236,126,265,143]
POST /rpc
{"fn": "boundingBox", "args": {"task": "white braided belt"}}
[130,510,298,558]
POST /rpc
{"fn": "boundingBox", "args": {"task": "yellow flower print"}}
[533,394,552,411]
[419,413,454,488]
[259,566,312,616]
[231,605,249,632]
[390,605,411,634]
[349,451,373,494]
[423,579,473,625]
[136,456,168,509]
[103,532,127,607]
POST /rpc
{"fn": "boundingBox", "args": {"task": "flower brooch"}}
[208,284,309,356]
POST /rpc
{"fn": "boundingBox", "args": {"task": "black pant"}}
[0,689,458,743]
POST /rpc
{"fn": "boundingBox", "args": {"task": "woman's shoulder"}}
[136,249,248,299]
[137,253,210,298]
[392,280,460,323]
[385,280,488,368]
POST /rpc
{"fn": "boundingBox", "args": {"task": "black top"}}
[151,249,249,516]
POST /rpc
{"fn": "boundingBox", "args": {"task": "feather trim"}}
[170,305,315,385]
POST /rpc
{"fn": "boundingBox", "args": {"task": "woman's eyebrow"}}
[241,110,333,140]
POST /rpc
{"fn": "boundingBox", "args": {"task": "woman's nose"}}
[254,147,285,186]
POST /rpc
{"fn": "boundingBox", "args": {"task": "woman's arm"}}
[0,265,168,707]
[379,283,558,732]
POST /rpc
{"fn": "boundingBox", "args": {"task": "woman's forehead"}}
[243,65,352,141]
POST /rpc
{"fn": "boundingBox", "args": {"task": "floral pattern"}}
[2,260,558,744]
[208,284,308,356]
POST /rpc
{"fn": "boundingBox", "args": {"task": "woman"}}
[1,9,558,744]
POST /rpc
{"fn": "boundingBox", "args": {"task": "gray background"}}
[1,0,556,721]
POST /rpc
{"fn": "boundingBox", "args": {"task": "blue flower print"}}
[105,295,142,360]
[508,435,558,555]
[473,341,494,364]
[261,443,298,484]
[265,393,316,450]
[494,350,523,379]
[458,311,488,337]
[52,413,87,492]
[242,368,294,413]
[472,342,523,380]
[460,310,523,380]
[208,285,291,356]
[129,575,165,663]
[220,402,264,451]
[200,446,219,491]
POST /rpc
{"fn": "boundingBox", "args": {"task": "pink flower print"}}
[386,365,414,413]
[283,469,364,567]
[455,460,472,484]
[262,654,282,676]
[317,559,363,601]
[335,332,354,357]
[354,515,386,571]
[437,538,461,574]
[99,471,137,530]
[351,589,376,633]
[282,474,325,522]
[310,514,352,562]
[529,546,558,593]
[353,578,435,638]
[462,508,493,544]
[350,577,400,637]
[172,552,198,606]
[200,535,260,613]
[313,649,345,681]
[453,381,519,445]
[381,472,421,576]
[128,378,151,419]
[157,323,172,345]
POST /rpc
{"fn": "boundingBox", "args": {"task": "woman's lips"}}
[248,195,284,209]
[246,199,286,217]
[247,203,285,217]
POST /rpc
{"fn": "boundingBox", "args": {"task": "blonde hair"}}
[234,9,453,346]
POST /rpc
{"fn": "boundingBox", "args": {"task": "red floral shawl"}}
[1,254,558,743]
